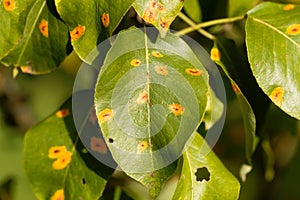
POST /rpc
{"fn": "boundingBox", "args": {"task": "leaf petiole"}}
[177,14,245,36]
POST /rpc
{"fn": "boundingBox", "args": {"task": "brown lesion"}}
[185,68,203,76]
[286,24,300,35]
[101,13,110,27]
[97,108,113,123]
[90,136,107,154]
[270,87,284,107]
[155,65,168,75]
[3,0,16,12]
[39,19,49,38]
[169,103,184,116]
[56,109,70,118]
[70,25,86,41]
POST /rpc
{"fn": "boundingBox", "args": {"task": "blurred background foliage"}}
[0,0,300,199]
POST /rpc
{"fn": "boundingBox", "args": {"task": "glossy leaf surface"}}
[246,2,300,119]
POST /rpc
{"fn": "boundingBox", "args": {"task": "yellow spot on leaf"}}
[151,50,163,58]
[51,189,64,200]
[286,24,300,35]
[137,141,149,153]
[70,25,85,41]
[160,17,169,30]
[136,91,148,104]
[97,108,113,123]
[3,0,15,11]
[169,103,184,116]
[143,9,157,23]
[270,87,284,107]
[101,13,110,28]
[155,66,168,75]
[185,68,203,76]
[20,66,34,74]
[90,137,107,154]
[56,109,70,118]
[231,81,241,94]
[39,19,48,38]
[48,146,67,159]
[52,151,72,170]
[284,4,295,11]
[130,59,141,67]
[157,2,165,12]
[210,47,221,61]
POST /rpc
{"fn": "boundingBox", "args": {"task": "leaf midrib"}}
[144,27,155,172]
[17,0,46,64]
[250,17,300,49]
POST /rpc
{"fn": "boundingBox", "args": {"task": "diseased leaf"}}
[212,38,257,165]
[183,0,202,23]
[23,98,114,199]
[0,0,69,74]
[246,2,300,119]
[172,132,240,200]
[95,27,209,197]
[133,0,184,37]
[55,0,134,62]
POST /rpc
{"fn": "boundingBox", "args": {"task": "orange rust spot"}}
[136,91,148,104]
[39,19,48,38]
[137,141,149,153]
[284,4,295,11]
[56,109,70,118]
[210,47,221,61]
[169,103,184,116]
[231,81,241,94]
[89,106,97,124]
[97,108,113,123]
[52,151,72,170]
[151,50,163,58]
[185,68,203,76]
[101,13,110,28]
[155,66,168,75]
[130,58,141,67]
[48,146,67,159]
[20,65,34,74]
[286,24,300,35]
[270,87,284,107]
[160,17,169,30]
[157,2,165,12]
[51,189,64,200]
[3,0,15,12]
[70,25,85,41]
[149,1,157,9]
[90,137,107,154]
[143,9,157,23]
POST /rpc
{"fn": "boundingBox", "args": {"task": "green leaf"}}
[213,38,257,165]
[246,2,300,119]
[228,0,256,17]
[55,0,134,63]
[133,0,184,37]
[172,132,240,200]
[23,98,114,199]
[0,0,69,74]
[183,0,202,23]
[95,27,209,197]
[203,88,224,130]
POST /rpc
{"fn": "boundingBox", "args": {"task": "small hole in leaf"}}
[82,178,86,184]
[108,138,114,143]
[195,167,210,182]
